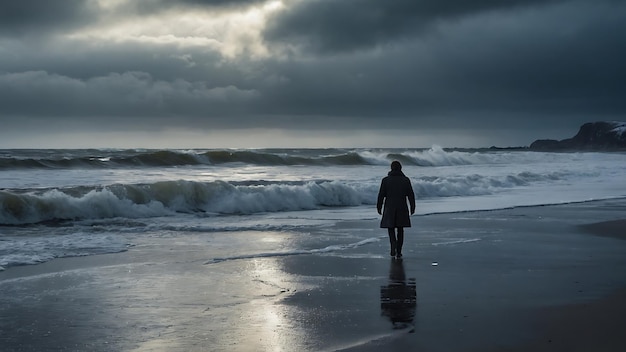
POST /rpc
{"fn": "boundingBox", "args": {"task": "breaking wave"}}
[0,180,365,225]
[0,170,567,225]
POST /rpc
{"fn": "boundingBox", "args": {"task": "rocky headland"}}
[529,121,626,151]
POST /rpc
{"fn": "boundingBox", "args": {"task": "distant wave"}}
[0,150,205,169]
[386,146,511,166]
[0,170,569,225]
[0,147,526,169]
[414,170,566,198]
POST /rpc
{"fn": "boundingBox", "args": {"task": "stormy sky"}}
[1,0,625,148]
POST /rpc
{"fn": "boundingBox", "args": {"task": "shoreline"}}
[2,199,626,351]
[3,196,626,272]
[417,195,626,216]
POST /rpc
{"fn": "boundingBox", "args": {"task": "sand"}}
[1,199,626,351]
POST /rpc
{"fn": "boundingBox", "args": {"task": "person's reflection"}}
[380,258,417,331]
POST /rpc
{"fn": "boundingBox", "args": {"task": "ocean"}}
[1,146,625,270]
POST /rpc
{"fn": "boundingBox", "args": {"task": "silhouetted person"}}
[377,160,415,258]
[380,258,417,330]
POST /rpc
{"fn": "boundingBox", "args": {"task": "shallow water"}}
[1,147,625,269]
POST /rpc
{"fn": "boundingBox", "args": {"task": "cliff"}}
[530,121,626,151]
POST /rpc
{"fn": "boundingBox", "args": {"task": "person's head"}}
[390,160,402,171]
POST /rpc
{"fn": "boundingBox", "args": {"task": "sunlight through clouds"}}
[68,0,285,59]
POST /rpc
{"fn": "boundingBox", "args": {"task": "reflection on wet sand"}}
[380,258,417,331]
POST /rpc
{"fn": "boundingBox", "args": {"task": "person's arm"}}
[407,179,416,215]
[377,179,386,215]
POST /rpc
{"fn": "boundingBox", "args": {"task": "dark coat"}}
[377,170,416,228]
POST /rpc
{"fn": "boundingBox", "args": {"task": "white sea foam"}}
[432,238,482,246]
[205,237,380,264]
[610,121,626,136]
[0,232,131,270]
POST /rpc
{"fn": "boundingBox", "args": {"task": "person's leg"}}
[387,228,397,256]
[396,228,404,257]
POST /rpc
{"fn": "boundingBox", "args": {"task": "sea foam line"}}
[432,238,481,246]
[204,237,380,264]
[328,324,414,352]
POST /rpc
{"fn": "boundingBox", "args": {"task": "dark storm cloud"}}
[0,39,230,82]
[116,0,267,16]
[164,0,266,5]
[0,71,258,120]
[263,0,565,53]
[0,0,98,37]
[258,0,626,129]
[0,0,625,145]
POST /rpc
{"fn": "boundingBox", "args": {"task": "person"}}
[377,160,415,258]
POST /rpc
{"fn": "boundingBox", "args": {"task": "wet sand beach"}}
[1,199,626,351]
